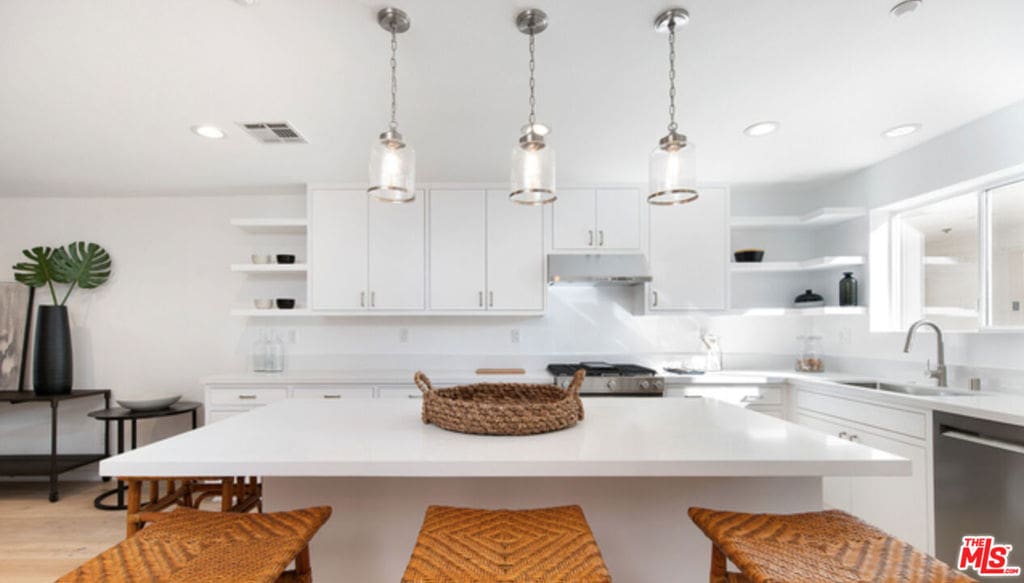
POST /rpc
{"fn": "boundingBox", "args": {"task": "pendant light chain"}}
[528,29,537,126]
[389,25,399,130]
[667,21,677,133]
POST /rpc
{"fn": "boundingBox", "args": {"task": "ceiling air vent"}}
[238,122,307,144]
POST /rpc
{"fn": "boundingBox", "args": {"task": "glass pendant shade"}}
[368,133,415,203]
[648,138,698,205]
[510,138,555,205]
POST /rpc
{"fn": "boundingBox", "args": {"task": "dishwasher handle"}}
[940,429,1024,456]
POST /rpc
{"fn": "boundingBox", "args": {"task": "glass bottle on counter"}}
[796,335,824,372]
[252,329,269,372]
[266,330,285,373]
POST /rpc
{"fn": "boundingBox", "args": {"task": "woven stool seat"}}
[689,507,976,583]
[59,505,332,583]
[402,505,612,582]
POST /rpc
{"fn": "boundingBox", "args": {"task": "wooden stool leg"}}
[125,478,142,537]
[221,478,233,512]
[294,546,312,583]
[710,544,729,583]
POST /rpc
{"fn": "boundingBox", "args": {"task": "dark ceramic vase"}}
[33,305,73,395]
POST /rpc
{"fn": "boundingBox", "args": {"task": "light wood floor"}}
[0,481,123,582]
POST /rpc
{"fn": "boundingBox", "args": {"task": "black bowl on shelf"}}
[275,298,296,310]
[276,254,296,264]
[733,249,765,263]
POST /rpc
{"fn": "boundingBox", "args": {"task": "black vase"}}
[33,305,73,395]
[839,272,859,307]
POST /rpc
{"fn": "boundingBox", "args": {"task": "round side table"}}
[88,402,201,511]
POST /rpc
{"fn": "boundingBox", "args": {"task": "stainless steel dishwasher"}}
[934,411,1024,572]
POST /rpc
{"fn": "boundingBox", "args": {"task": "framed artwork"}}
[0,282,34,392]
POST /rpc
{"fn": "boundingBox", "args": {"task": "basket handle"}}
[566,369,586,397]
[414,371,434,394]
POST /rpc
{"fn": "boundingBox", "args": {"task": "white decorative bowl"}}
[117,396,182,412]
[251,254,272,264]
[253,299,274,309]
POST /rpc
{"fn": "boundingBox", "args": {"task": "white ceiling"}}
[2,0,1024,197]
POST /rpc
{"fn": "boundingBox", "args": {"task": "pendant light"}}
[648,8,698,206]
[368,7,415,203]
[510,9,556,205]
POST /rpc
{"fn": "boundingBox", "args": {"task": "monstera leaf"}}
[13,246,60,304]
[51,242,112,292]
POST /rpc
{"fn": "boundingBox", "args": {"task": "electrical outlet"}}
[287,329,297,344]
[510,329,520,344]
[838,327,852,345]
[399,328,409,343]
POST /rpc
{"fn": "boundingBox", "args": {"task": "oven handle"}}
[940,429,1024,456]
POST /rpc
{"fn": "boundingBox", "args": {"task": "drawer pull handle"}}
[323,394,342,399]
[238,394,257,400]
[838,431,849,439]
[848,434,859,442]
[407,394,423,399]
[741,394,765,402]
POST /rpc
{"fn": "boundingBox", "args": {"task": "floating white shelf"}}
[730,207,866,229]
[923,256,962,266]
[231,309,314,317]
[230,264,308,273]
[730,256,865,273]
[230,218,308,233]
[730,306,867,317]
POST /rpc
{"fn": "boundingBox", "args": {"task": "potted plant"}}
[12,242,111,395]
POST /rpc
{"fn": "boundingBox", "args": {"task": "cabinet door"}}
[551,188,596,250]
[309,189,368,310]
[648,186,728,310]
[848,430,930,551]
[595,189,641,250]
[368,192,425,310]
[793,413,853,512]
[486,190,545,310]
[429,190,487,310]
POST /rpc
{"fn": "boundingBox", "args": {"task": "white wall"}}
[0,192,810,460]
[808,99,1024,392]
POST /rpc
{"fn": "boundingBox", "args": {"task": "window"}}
[874,176,1024,332]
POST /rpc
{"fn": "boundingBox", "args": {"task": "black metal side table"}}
[88,401,200,510]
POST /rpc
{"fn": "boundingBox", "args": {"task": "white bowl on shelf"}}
[251,254,273,264]
[253,299,274,309]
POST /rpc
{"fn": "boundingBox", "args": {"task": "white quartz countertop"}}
[100,397,908,479]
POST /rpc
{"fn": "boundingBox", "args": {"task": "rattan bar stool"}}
[58,505,332,583]
[688,507,976,583]
[401,505,612,582]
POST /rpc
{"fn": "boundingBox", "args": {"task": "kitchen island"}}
[101,397,909,581]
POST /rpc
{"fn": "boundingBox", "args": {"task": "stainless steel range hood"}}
[548,254,653,285]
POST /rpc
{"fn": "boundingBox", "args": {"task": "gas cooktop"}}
[546,362,663,395]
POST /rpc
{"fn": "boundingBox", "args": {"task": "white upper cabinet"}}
[429,190,487,310]
[551,188,641,251]
[368,193,425,310]
[309,189,368,310]
[486,190,545,311]
[648,186,729,310]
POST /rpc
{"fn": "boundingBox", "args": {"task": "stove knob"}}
[561,379,570,389]
[639,380,651,391]
[606,379,617,391]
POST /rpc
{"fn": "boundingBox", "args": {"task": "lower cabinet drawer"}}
[292,386,376,400]
[208,387,288,406]
[795,389,926,439]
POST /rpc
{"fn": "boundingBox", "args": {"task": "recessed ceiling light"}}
[890,0,922,18]
[191,125,226,140]
[882,123,921,138]
[743,121,780,137]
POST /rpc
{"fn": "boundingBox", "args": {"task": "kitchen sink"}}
[837,380,976,397]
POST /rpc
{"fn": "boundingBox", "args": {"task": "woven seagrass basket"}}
[413,370,586,436]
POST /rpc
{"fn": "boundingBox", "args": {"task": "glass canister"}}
[796,335,824,372]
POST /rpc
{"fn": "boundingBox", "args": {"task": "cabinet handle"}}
[588,230,594,246]
[407,394,423,399]
[652,290,659,307]
[848,434,860,442]
[489,291,494,307]
[741,394,765,402]
[371,291,376,307]
[323,394,342,399]
[360,291,366,307]
[598,230,605,246]
[238,394,257,400]
[478,291,484,307]
[838,431,849,439]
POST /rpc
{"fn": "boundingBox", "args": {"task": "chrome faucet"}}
[903,319,947,387]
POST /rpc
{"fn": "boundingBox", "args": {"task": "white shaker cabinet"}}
[486,190,545,310]
[368,193,425,310]
[309,189,368,310]
[429,190,487,310]
[648,186,728,310]
[551,188,641,251]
